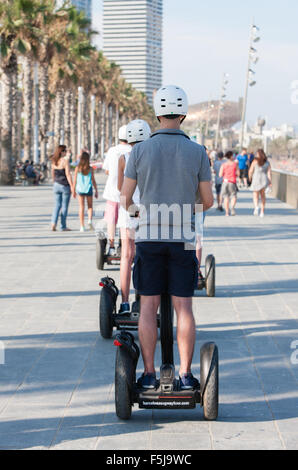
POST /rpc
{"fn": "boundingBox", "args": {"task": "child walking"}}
[73,152,98,232]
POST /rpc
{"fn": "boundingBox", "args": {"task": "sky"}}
[92,0,298,127]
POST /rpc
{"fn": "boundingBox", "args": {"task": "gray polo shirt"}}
[125,129,211,244]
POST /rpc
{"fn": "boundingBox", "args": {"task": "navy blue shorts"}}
[133,242,198,298]
[215,184,222,195]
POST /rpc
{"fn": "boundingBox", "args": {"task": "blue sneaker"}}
[118,302,130,315]
[179,373,200,390]
[137,373,157,390]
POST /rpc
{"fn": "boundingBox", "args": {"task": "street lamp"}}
[215,73,229,150]
[204,99,214,140]
[240,22,261,148]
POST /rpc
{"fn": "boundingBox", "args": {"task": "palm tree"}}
[48,3,95,150]
[36,0,69,161]
[1,0,157,184]
[8,0,43,162]
[0,43,17,185]
[0,1,25,183]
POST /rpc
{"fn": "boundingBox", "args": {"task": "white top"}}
[124,152,140,205]
[102,143,131,202]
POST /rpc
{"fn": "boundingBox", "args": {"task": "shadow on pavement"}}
[0,316,297,449]
[195,278,298,298]
[205,225,298,241]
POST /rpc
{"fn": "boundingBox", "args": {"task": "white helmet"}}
[126,119,151,144]
[118,125,128,141]
[154,85,188,117]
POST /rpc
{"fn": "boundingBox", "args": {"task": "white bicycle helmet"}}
[118,125,128,141]
[154,85,188,118]
[126,119,151,144]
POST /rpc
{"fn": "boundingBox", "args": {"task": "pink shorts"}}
[104,201,119,225]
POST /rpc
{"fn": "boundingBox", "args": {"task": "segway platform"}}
[99,276,160,338]
[96,232,121,270]
[114,302,140,331]
[137,385,200,410]
[114,296,219,421]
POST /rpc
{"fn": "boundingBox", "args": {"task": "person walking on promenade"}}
[102,126,131,256]
[219,150,240,217]
[213,152,225,212]
[117,120,151,315]
[249,149,272,218]
[237,148,249,188]
[72,151,98,231]
[121,85,213,390]
[51,145,73,232]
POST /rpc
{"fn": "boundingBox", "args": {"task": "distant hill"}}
[185,99,243,128]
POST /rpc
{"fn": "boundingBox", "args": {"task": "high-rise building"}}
[103,0,163,105]
[70,0,92,20]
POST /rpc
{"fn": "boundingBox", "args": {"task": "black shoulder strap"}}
[150,132,190,140]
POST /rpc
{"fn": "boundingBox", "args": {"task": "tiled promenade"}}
[0,173,297,450]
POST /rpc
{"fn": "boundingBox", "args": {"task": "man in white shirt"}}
[102,125,131,255]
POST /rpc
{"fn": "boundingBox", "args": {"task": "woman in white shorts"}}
[117,119,151,315]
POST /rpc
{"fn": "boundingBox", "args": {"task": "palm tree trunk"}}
[101,100,106,158]
[39,63,49,163]
[48,98,55,156]
[82,90,89,150]
[108,104,113,148]
[70,90,77,158]
[11,67,20,164]
[114,104,119,146]
[23,56,34,162]
[104,102,110,153]
[0,53,17,185]
[95,99,101,157]
[64,88,71,149]
[119,113,125,127]
[54,88,63,146]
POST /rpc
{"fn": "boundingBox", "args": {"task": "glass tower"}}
[70,0,92,20]
[103,0,163,105]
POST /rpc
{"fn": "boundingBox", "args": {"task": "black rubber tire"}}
[99,288,114,339]
[202,346,219,421]
[96,238,106,271]
[205,255,216,298]
[115,347,134,420]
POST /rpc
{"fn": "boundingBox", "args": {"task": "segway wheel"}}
[205,255,215,297]
[96,237,107,270]
[99,288,114,339]
[115,347,134,420]
[200,343,219,421]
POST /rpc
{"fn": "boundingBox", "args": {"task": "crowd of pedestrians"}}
[207,147,272,218]
[49,141,272,233]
